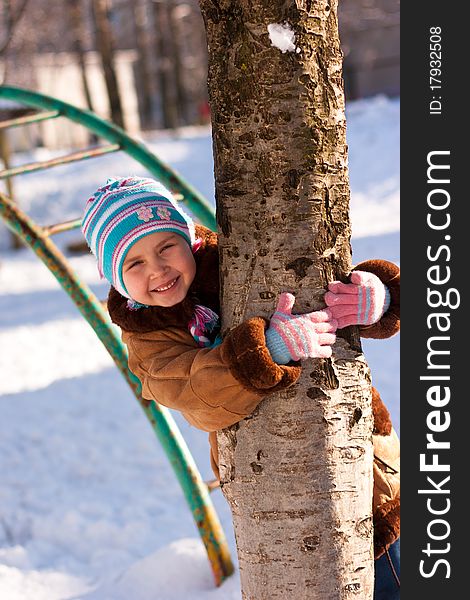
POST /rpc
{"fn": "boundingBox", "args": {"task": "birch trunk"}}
[198,1,375,598]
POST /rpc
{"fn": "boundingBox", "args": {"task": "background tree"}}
[130,0,155,129]
[151,0,178,129]
[165,0,189,125]
[91,0,125,128]
[0,0,29,82]
[67,0,95,114]
[198,0,375,598]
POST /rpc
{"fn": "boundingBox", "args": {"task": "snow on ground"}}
[0,96,399,599]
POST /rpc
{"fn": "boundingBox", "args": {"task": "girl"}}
[82,176,400,597]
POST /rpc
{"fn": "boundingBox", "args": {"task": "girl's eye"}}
[160,244,174,253]
[128,260,143,270]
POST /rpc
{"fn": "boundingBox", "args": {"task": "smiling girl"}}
[122,231,197,308]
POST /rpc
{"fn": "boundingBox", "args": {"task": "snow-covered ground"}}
[0,95,399,600]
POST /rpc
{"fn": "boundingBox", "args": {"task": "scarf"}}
[188,304,221,348]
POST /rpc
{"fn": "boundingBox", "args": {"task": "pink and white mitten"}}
[324,271,391,329]
[265,292,338,364]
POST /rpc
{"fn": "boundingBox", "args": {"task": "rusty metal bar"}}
[43,218,82,236]
[0,143,121,179]
[0,110,61,130]
[206,479,221,492]
[0,129,22,249]
[0,191,234,586]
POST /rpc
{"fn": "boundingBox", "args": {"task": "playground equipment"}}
[0,86,233,586]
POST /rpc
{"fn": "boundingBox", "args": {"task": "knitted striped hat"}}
[82,176,196,299]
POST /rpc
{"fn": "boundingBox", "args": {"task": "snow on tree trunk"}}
[198,1,375,598]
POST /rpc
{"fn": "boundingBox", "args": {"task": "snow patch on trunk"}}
[267,23,299,54]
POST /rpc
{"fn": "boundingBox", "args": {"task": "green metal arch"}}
[0,86,232,586]
[0,85,216,229]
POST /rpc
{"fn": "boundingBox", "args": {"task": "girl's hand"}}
[325,271,390,329]
[265,293,337,365]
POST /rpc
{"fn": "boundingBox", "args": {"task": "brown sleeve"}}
[125,320,301,433]
[353,259,400,339]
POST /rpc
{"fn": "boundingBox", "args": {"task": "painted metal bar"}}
[207,479,221,492]
[0,143,121,179]
[0,192,233,586]
[0,110,61,130]
[43,218,83,236]
[0,86,216,230]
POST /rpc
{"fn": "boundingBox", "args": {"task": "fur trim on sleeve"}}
[221,316,302,393]
[373,497,401,559]
[372,386,392,436]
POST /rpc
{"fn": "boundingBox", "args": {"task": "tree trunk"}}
[198,1,375,598]
[0,0,30,58]
[91,0,125,129]
[132,0,155,130]
[152,0,178,129]
[165,0,189,126]
[68,0,98,146]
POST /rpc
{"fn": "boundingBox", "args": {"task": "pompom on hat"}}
[82,176,196,299]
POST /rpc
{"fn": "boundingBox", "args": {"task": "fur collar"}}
[107,224,220,333]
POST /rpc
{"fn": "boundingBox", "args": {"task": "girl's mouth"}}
[152,277,179,293]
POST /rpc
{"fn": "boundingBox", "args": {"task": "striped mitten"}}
[324,270,391,329]
[265,293,337,365]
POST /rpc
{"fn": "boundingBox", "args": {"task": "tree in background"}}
[91,0,125,128]
[0,0,29,82]
[165,0,189,125]
[67,0,95,114]
[131,0,155,129]
[151,0,178,129]
[199,0,375,597]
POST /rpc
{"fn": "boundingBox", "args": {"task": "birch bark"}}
[199,1,375,597]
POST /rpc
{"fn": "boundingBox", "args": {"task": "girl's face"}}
[122,231,197,307]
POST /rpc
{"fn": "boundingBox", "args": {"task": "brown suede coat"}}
[108,224,400,559]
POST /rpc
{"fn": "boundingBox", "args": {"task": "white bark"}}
[199,1,375,597]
